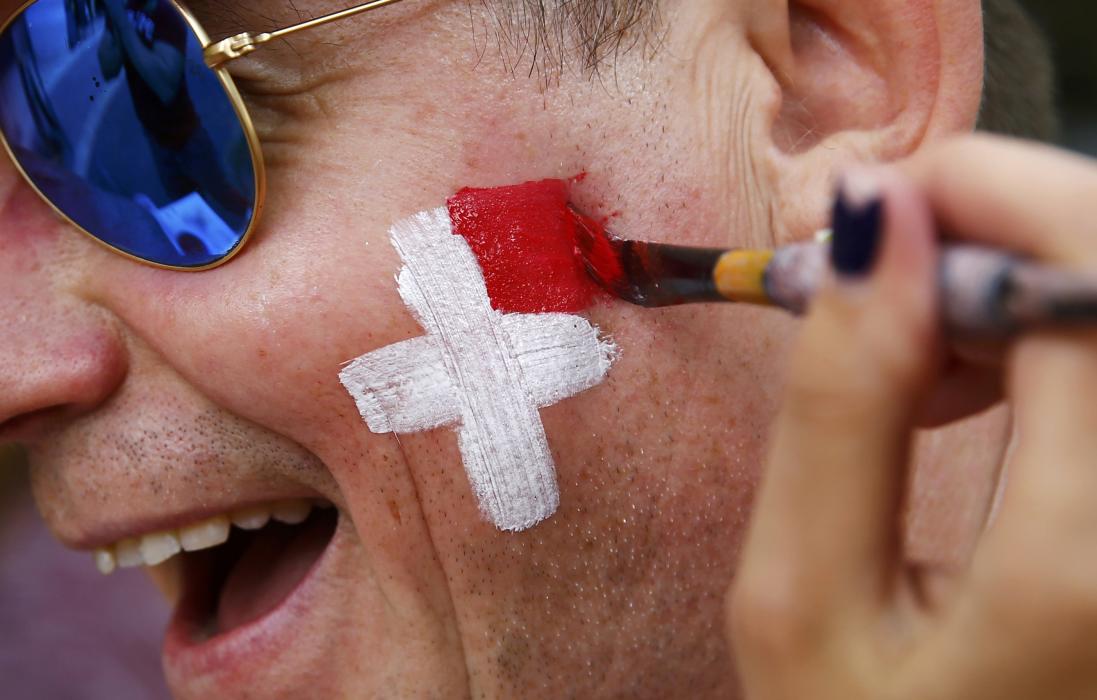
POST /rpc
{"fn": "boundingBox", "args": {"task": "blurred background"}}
[1022,2,1097,155]
[0,445,171,698]
[1,3,1095,698]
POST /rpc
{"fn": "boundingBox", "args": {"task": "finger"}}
[740,167,940,614]
[901,134,1097,526]
[904,561,964,614]
[901,134,1097,266]
[996,330,1097,525]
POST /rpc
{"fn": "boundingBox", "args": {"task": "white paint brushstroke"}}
[340,208,617,532]
[340,335,454,433]
[341,315,616,433]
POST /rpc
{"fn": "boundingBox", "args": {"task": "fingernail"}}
[830,171,884,278]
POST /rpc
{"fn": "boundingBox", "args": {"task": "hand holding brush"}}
[723,135,1097,700]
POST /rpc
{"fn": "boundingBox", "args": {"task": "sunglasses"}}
[0,0,404,270]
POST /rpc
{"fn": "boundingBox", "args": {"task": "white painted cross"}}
[340,208,617,532]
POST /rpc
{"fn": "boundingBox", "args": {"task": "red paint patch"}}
[447,179,605,313]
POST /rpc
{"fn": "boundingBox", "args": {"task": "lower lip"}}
[161,517,344,687]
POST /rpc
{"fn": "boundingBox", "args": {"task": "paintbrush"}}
[571,206,1097,335]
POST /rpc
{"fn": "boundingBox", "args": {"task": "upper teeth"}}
[93,499,326,575]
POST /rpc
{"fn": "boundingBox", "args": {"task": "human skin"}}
[732,139,1097,699]
[0,0,1008,697]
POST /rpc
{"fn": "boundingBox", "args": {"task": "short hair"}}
[494,0,1056,140]
[484,0,658,77]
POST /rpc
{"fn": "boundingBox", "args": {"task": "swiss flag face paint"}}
[447,179,606,314]
[340,181,618,532]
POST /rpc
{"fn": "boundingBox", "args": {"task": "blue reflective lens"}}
[0,0,257,268]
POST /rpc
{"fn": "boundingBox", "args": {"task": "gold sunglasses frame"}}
[0,0,406,271]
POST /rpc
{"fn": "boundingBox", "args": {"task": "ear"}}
[746,0,985,244]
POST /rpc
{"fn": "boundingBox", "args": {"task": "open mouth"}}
[178,505,338,639]
[94,499,339,640]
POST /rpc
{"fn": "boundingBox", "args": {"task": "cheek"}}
[550,302,789,497]
[546,305,786,598]
[110,207,416,445]
[0,172,66,268]
[404,302,794,676]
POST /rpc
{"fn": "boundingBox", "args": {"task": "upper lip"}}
[62,490,332,552]
[0,407,74,445]
[26,391,341,555]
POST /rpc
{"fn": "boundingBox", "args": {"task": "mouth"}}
[94,498,338,641]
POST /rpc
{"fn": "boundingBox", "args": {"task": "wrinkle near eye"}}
[227,60,368,160]
[239,92,336,164]
[184,1,402,133]
[183,0,277,41]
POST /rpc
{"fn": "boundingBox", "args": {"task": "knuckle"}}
[791,295,930,398]
[728,574,825,661]
[783,329,919,428]
[862,315,930,393]
[780,286,933,433]
[786,310,868,403]
[782,378,878,435]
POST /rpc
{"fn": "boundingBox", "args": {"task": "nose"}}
[0,168,128,442]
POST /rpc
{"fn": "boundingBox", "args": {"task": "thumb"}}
[738,168,941,617]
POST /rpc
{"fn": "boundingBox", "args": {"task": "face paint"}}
[340,184,618,532]
[447,179,606,313]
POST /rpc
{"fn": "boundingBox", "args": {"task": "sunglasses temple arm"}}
[204,0,405,68]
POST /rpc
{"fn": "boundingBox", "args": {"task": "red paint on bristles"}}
[447,178,608,314]
[568,205,626,290]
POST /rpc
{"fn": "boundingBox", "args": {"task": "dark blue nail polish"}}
[830,186,884,278]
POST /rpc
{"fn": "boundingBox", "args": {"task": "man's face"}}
[0,0,1005,697]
